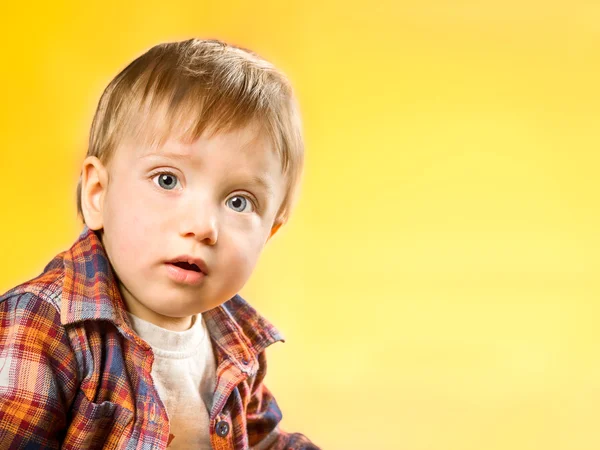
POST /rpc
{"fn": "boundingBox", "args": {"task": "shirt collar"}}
[58,226,284,361]
[204,296,285,370]
[60,226,127,326]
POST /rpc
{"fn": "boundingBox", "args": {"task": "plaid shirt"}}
[0,227,318,450]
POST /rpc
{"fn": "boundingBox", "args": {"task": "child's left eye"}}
[226,195,254,213]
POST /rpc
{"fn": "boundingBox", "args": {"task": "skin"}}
[80,122,285,331]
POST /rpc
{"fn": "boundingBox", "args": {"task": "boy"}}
[0,39,319,450]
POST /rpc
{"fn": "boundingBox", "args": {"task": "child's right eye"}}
[152,172,180,190]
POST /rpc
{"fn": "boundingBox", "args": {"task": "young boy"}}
[0,39,319,450]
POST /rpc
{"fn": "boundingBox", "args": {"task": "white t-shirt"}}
[127,312,217,450]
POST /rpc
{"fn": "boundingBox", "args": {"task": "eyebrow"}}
[246,175,275,198]
[141,152,191,162]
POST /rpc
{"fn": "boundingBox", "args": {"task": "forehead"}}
[153,123,270,157]
[116,120,283,178]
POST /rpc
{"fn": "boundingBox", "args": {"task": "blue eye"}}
[227,195,254,213]
[153,173,179,190]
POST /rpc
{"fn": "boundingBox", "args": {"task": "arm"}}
[247,351,320,450]
[0,292,78,448]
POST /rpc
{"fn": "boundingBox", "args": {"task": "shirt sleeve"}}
[0,292,78,448]
[247,351,320,450]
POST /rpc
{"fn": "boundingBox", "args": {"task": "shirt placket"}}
[209,359,251,450]
[124,328,172,449]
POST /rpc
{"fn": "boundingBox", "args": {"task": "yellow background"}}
[1,1,599,449]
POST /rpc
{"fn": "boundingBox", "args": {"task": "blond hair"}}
[76,38,303,225]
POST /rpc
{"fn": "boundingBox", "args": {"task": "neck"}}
[117,283,195,332]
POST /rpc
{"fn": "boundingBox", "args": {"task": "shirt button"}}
[216,420,230,437]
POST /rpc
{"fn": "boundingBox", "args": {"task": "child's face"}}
[84,122,285,330]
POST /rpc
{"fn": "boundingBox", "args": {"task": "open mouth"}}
[165,259,206,285]
[171,261,202,272]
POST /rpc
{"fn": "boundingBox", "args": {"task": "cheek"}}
[229,232,267,274]
[104,185,156,255]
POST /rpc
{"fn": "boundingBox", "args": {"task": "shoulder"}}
[0,252,71,363]
[1,251,66,315]
[0,260,80,446]
[0,252,78,395]
[1,255,66,332]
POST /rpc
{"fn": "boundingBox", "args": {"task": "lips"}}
[165,256,208,286]
[166,256,209,275]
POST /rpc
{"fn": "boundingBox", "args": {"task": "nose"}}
[179,203,219,246]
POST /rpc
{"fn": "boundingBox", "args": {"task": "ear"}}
[267,220,284,242]
[80,156,109,231]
